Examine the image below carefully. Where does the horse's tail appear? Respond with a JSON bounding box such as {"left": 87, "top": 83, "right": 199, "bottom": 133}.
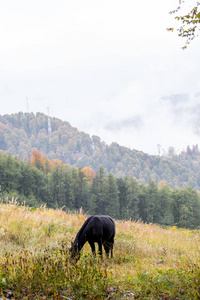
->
{"left": 106, "top": 216, "right": 116, "bottom": 239}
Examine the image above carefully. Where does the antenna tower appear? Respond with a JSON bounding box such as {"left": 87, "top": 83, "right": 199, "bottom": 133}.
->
{"left": 91, "top": 137, "right": 95, "bottom": 156}
{"left": 26, "top": 97, "right": 29, "bottom": 112}
{"left": 47, "top": 107, "right": 52, "bottom": 140}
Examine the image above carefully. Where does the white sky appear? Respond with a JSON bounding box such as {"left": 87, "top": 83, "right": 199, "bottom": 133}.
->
{"left": 1, "top": 0, "right": 200, "bottom": 155}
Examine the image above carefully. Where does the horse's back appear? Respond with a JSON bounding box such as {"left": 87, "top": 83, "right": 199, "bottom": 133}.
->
{"left": 98, "top": 215, "right": 115, "bottom": 226}
{"left": 92, "top": 215, "right": 115, "bottom": 241}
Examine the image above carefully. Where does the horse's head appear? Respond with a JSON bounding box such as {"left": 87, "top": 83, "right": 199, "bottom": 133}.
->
{"left": 69, "top": 241, "right": 80, "bottom": 262}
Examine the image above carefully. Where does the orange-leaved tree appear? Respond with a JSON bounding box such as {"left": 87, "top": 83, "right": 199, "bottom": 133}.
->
{"left": 29, "top": 150, "right": 54, "bottom": 173}
{"left": 51, "top": 159, "right": 66, "bottom": 170}
{"left": 82, "top": 167, "right": 96, "bottom": 183}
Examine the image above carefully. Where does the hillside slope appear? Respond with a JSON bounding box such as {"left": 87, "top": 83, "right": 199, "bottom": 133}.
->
{"left": 1, "top": 112, "right": 200, "bottom": 190}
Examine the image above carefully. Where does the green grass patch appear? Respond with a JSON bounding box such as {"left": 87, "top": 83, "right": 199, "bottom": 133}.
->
{"left": 1, "top": 246, "right": 109, "bottom": 299}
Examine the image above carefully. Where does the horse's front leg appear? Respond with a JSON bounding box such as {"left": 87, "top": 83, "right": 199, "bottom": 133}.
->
{"left": 88, "top": 241, "right": 96, "bottom": 257}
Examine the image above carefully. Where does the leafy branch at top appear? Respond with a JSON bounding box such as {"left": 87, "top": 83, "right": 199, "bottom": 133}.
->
{"left": 168, "top": 1, "right": 200, "bottom": 49}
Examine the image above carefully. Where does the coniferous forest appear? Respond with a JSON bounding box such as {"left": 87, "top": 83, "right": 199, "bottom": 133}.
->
{"left": 0, "top": 150, "right": 200, "bottom": 229}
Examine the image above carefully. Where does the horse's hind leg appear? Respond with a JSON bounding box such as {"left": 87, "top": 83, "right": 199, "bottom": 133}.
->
{"left": 103, "top": 243, "right": 110, "bottom": 258}
{"left": 98, "top": 239, "right": 103, "bottom": 257}
{"left": 104, "top": 240, "right": 114, "bottom": 258}
{"left": 88, "top": 241, "right": 96, "bottom": 257}
{"left": 110, "top": 236, "right": 114, "bottom": 258}
{"left": 110, "top": 243, "right": 114, "bottom": 258}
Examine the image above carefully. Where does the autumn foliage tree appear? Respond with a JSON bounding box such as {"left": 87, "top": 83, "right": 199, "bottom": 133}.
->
{"left": 82, "top": 167, "right": 96, "bottom": 183}
{"left": 52, "top": 159, "right": 65, "bottom": 169}
{"left": 30, "top": 150, "right": 54, "bottom": 173}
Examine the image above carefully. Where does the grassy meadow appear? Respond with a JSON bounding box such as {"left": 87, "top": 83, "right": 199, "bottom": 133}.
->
{"left": 0, "top": 199, "right": 200, "bottom": 299}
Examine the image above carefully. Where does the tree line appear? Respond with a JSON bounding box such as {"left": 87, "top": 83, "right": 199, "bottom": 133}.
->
{"left": 0, "top": 151, "right": 200, "bottom": 229}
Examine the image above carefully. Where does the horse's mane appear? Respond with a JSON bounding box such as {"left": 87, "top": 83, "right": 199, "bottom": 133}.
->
{"left": 74, "top": 215, "right": 95, "bottom": 243}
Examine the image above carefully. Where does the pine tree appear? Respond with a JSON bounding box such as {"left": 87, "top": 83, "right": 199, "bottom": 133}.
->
{"left": 63, "top": 166, "right": 75, "bottom": 210}
{"left": 158, "top": 185, "right": 174, "bottom": 226}
{"left": 127, "top": 176, "right": 140, "bottom": 220}
{"left": 104, "top": 173, "right": 119, "bottom": 219}
{"left": 116, "top": 177, "right": 129, "bottom": 219}
{"left": 90, "top": 166, "right": 106, "bottom": 215}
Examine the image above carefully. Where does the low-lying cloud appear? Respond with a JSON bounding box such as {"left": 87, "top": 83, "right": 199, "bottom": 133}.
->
{"left": 161, "top": 94, "right": 189, "bottom": 105}
{"left": 105, "top": 116, "right": 143, "bottom": 132}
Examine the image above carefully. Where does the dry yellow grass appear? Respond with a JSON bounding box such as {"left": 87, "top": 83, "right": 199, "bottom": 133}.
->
{"left": 113, "top": 220, "right": 200, "bottom": 278}
{"left": 0, "top": 202, "right": 199, "bottom": 270}
{"left": 0, "top": 201, "right": 200, "bottom": 298}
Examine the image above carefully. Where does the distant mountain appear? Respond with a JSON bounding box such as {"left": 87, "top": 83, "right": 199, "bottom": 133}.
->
{"left": 1, "top": 112, "right": 200, "bottom": 190}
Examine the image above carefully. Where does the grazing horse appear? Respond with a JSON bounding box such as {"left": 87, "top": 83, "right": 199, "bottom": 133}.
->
{"left": 70, "top": 215, "right": 115, "bottom": 261}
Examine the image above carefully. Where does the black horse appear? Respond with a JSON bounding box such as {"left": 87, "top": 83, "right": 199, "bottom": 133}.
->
{"left": 70, "top": 215, "right": 115, "bottom": 261}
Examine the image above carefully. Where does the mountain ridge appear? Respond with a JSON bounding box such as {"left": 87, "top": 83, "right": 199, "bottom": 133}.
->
{"left": 1, "top": 111, "right": 200, "bottom": 190}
